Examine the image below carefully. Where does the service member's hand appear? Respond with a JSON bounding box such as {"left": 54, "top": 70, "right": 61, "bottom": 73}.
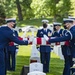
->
{"left": 16, "top": 49, "right": 18, "bottom": 55}
{"left": 44, "top": 35, "right": 49, "bottom": 41}
{"left": 28, "top": 35, "right": 34, "bottom": 43}
{"left": 23, "top": 37, "right": 28, "bottom": 41}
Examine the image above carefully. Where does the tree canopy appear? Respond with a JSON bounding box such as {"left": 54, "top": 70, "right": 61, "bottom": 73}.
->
{"left": 0, "top": 4, "right": 6, "bottom": 25}
{"left": 0, "top": 0, "right": 74, "bottom": 23}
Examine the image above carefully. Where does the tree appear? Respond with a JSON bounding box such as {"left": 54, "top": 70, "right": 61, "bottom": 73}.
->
{"left": 31, "top": 0, "right": 72, "bottom": 21}
{"left": 16, "top": 0, "right": 23, "bottom": 21}
{"left": 31, "top": 0, "right": 46, "bottom": 18}
{"left": 21, "top": 0, "right": 34, "bottom": 19}
{"left": 43, "top": 0, "right": 64, "bottom": 21}
{"left": 15, "top": 0, "right": 34, "bottom": 20}
{"left": 3, "top": 0, "right": 17, "bottom": 18}
{"left": 0, "top": 4, "right": 6, "bottom": 25}
{"left": 43, "top": 0, "right": 72, "bottom": 21}
{"left": 0, "top": 0, "right": 73, "bottom": 22}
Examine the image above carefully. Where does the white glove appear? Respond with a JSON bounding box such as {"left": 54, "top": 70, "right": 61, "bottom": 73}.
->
{"left": 44, "top": 35, "right": 49, "bottom": 41}
{"left": 16, "top": 49, "right": 18, "bottom": 55}
{"left": 37, "top": 47, "right": 40, "bottom": 51}
{"left": 28, "top": 35, "right": 34, "bottom": 43}
{"left": 23, "top": 37, "right": 28, "bottom": 40}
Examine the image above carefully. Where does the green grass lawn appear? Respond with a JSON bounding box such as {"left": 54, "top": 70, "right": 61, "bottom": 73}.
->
{"left": 7, "top": 45, "right": 64, "bottom": 75}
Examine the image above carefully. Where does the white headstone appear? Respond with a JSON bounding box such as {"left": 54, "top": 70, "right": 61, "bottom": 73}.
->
{"left": 27, "top": 71, "right": 46, "bottom": 75}
{"left": 31, "top": 45, "right": 40, "bottom": 58}
{"left": 29, "top": 63, "right": 43, "bottom": 72}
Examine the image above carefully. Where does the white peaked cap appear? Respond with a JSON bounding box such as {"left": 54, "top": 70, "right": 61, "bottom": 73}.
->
{"left": 68, "top": 16, "right": 75, "bottom": 20}
{"left": 53, "top": 22, "right": 62, "bottom": 25}
{"left": 5, "top": 18, "right": 16, "bottom": 22}
{"left": 42, "top": 19, "right": 49, "bottom": 23}
{"left": 63, "top": 18, "right": 74, "bottom": 21}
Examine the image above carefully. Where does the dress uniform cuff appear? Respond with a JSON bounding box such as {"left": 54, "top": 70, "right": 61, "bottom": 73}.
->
{"left": 16, "top": 46, "right": 19, "bottom": 49}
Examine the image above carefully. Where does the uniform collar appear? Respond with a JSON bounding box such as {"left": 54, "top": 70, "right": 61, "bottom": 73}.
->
{"left": 43, "top": 28, "right": 47, "bottom": 31}
{"left": 57, "top": 29, "right": 61, "bottom": 33}
{"left": 69, "top": 25, "right": 74, "bottom": 30}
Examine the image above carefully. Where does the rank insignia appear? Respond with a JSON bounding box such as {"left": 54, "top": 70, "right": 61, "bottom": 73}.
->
{"left": 13, "top": 33, "right": 15, "bottom": 36}
{"left": 40, "top": 32, "right": 43, "bottom": 34}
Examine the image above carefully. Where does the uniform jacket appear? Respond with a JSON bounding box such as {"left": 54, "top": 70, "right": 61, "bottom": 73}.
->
{"left": 48, "top": 26, "right": 75, "bottom": 56}
{"left": 8, "top": 30, "right": 19, "bottom": 51}
{"left": 52, "top": 29, "right": 71, "bottom": 55}
{"left": 0, "top": 26, "right": 28, "bottom": 49}
{"left": 37, "top": 28, "right": 52, "bottom": 52}
{"left": 52, "top": 29, "right": 63, "bottom": 37}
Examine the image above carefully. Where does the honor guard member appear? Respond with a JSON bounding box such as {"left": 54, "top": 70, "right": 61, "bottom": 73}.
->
{"left": 44, "top": 18, "right": 75, "bottom": 75}
{"left": 53, "top": 22, "right": 72, "bottom": 75}
{"left": 62, "top": 29, "right": 73, "bottom": 75}
{"left": 68, "top": 16, "right": 75, "bottom": 74}
{"left": 7, "top": 24, "right": 19, "bottom": 71}
{"left": 0, "top": 24, "right": 8, "bottom": 74}
{"left": 52, "top": 22, "right": 63, "bottom": 37}
{"left": 0, "top": 18, "right": 29, "bottom": 75}
{"left": 36, "top": 19, "right": 52, "bottom": 73}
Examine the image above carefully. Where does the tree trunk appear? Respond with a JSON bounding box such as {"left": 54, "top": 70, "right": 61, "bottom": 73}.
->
{"left": 16, "top": 0, "right": 23, "bottom": 21}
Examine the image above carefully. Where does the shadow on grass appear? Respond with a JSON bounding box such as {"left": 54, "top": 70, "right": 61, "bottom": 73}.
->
{"left": 7, "top": 55, "right": 64, "bottom": 75}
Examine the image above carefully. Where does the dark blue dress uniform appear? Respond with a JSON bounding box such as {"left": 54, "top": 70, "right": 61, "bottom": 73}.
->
{"left": 61, "top": 29, "right": 73, "bottom": 75}
{"left": 0, "top": 26, "right": 28, "bottom": 75}
{"left": 52, "top": 22, "right": 72, "bottom": 75}
{"left": 44, "top": 18, "right": 75, "bottom": 74}
{"left": 7, "top": 30, "right": 19, "bottom": 71}
{"left": 52, "top": 29, "right": 63, "bottom": 37}
{"left": 53, "top": 29, "right": 72, "bottom": 75}
{"left": 37, "top": 28, "right": 52, "bottom": 73}
{"left": 52, "top": 22, "right": 63, "bottom": 37}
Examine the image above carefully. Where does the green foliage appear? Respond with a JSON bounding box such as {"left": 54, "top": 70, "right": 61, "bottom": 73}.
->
{"left": 21, "top": 0, "right": 34, "bottom": 19}
{"left": 0, "top": 0, "right": 74, "bottom": 21}
{"left": 1, "top": 0, "right": 34, "bottom": 20}
{"left": 70, "top": 0, "right": 75, "bottom": 16}
{"left": 16, "top": 0, "right": 34, "bottom": 20}
{"left": 22, "top": 0, "right": 32, "bottom": 8}
{"left": 0, "top": 4, "right": 6, "bottom": 25}
{"left": 44, "top": 0, "right": 72, "bottom": 21}
{"left": 4, "top": 0, "right": 17, "bottom": 17}
{"left": 31, "top": 0, "right": 47, "bottom": 18}
{"left": 31, "top": 0, "right": 72, "bottom": 21}
{"left": 61, "top": 0, "right": 72, "bottom": 17}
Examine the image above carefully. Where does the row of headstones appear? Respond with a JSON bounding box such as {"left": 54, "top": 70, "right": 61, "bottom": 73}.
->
{"left": 53, "top": 45, "right": 64, "bottom": 60}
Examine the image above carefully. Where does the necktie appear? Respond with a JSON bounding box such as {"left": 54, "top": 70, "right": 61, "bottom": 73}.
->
{"left": 44, "top": 29, "right": 46, "bottom": 32}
